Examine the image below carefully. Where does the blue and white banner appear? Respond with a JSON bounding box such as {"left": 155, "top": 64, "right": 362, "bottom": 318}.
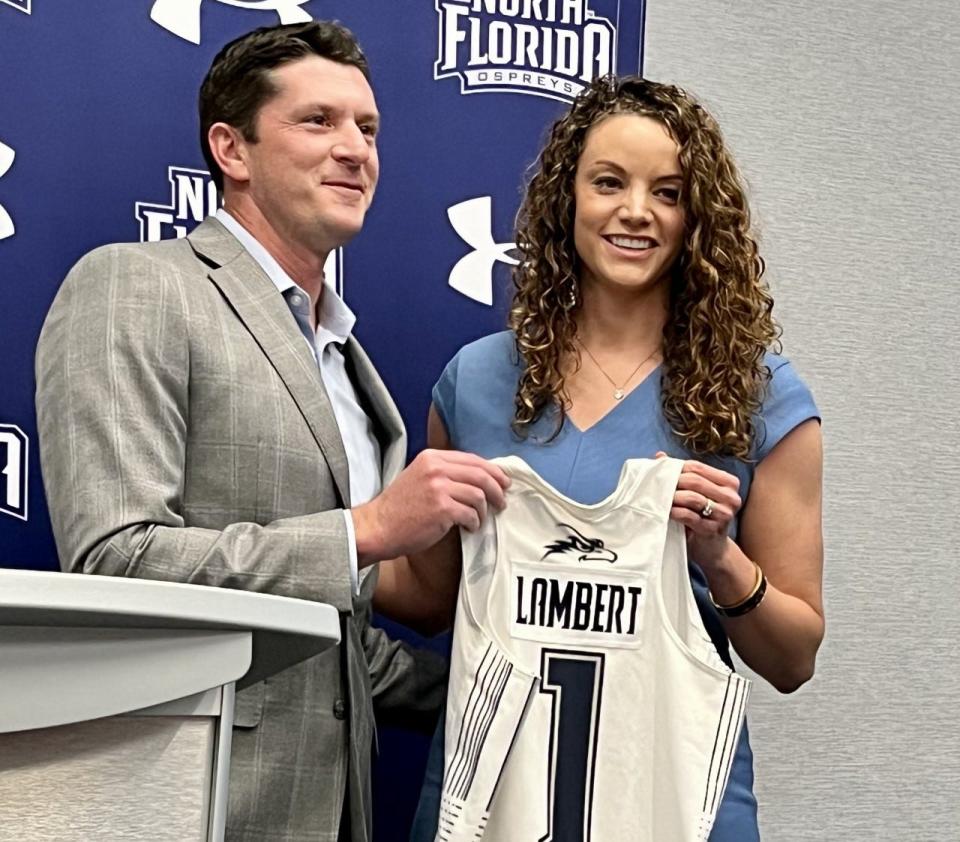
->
{"left": 0, "top": 1, "right": 643, "bottom": 835}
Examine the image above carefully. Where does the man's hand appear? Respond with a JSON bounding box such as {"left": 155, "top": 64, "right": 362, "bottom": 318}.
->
{"left": 352, "top": 449, "right": 510, "bottom": 567}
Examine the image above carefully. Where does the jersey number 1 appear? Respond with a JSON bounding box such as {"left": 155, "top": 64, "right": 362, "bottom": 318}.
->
{"left": 538, "top": 649, "right": 605, "bottom": 842}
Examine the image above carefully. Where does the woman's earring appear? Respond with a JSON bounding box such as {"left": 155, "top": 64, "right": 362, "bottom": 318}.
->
{"left": 562, "top": 276, "right": 579, "bottom": 311}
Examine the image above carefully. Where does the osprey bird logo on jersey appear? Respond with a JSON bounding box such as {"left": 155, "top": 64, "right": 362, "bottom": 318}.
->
{"left": 542, "top": 523, "right": 617, "bottom": 563}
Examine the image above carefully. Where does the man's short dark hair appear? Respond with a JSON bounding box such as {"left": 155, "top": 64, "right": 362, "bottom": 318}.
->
{"left": 199, "top": 21, "right": 370, "bottom": 191}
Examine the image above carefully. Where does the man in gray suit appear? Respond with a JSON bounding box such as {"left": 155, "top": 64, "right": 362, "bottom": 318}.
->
{"left": 34, "top": 21, "right": 508, "bottom": 842}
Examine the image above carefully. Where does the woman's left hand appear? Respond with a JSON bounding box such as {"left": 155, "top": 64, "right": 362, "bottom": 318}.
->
{"left": 656, "top": 452, "right": 742, "bottom": 570}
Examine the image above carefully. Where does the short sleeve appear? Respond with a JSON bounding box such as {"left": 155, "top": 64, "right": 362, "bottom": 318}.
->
{"left": 432, "top": 351, "right": 461, "bottom": 445}
{"left": 754, "top": 357, "right": 821, "bottom": 462}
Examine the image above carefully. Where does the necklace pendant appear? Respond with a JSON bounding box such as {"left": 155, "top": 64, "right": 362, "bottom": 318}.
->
{"left": 613, "top": 388, "right": 624, "bottom": 401}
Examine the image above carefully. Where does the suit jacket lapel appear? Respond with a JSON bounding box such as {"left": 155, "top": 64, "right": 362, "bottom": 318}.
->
{"left": 187, "top": 218, "right": 351, "bottom": 507}
{"left": 343, "top": 337, "right": 407, "bottom": 485}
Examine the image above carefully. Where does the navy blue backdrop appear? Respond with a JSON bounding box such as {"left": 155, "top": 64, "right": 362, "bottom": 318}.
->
{"left": 0, "top": 1, "right": 644, "bottom": 837}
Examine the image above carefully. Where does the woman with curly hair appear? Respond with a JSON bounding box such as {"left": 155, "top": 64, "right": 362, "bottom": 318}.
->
{"left": 398, "top": 75, "right": 824, "bottom": 841}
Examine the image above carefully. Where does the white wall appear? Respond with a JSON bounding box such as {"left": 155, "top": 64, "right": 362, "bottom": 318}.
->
{"left": 644, "top": 2, "right": 960, "bottom": 838}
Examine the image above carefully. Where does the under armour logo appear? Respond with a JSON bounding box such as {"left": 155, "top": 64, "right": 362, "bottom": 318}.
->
{"left": 150, "top": 0, "right": 313, "bottom": 45}
{"left": 447, "top": 196, "right": 518, "bottom": 306}
{"left": 0, "top": 424, "right": 28, "bottom": 521}
{"left": 0, "top": 0, "right": 31, "bottom": 14}
{"left": 542, "top": 524, "right": 618, "bottom": 564}
{"left": 0, "top": 140, "right": 14, "bottom": 241}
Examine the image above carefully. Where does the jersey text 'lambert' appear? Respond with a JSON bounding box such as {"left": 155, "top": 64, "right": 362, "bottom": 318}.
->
{"left": 514, "top": 575, "right": 643, "bottom": 635}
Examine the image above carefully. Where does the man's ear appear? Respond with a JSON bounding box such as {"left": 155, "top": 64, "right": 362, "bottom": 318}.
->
{"left": 208, "top": 123, "right": 250, "bottom": 185}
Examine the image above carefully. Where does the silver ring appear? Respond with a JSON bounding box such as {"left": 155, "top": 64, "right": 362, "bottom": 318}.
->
{"left": 700, "top": 499, "right": 715, "bottom": 518}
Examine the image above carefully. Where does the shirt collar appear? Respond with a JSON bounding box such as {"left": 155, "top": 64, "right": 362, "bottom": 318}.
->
{"left": 214, "top": 208, "right": 356, "bottom": 344}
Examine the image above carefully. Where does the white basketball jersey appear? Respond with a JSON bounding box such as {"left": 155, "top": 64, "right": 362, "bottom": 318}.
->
{"left": 436, "top": 456, "right": 749, "bottom": 842}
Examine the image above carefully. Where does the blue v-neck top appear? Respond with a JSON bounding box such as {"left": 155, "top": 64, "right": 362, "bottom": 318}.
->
{"left": 413, "top": 329, "right": 820, "bottom": 842}
{"left": 433, "top": 330, "right": 819, "bottom": 662}
{"left": 436, "top": 330, "right": 817, "bottom": 512}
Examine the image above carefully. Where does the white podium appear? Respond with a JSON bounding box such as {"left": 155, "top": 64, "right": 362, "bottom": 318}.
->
{"left": 0, "top": 570, "right": 340, "bottom": 842}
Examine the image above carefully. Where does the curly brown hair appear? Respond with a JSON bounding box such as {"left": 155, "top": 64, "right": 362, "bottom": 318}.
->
{"left": 509, "top": 75, "right": 780, "bottom": 459}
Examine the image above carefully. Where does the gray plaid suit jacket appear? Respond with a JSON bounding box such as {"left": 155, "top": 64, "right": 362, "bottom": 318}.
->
{"left": 35, "top": 217, "right": 445, "bottom": 842}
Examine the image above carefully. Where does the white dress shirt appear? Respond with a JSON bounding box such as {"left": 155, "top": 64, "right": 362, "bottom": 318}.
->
{"left": 215, "top": 209, "right": 381, "bottom": 593}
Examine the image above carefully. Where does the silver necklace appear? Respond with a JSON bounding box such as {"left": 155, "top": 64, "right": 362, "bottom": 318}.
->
{"left": 578, "top": 339, "right": 661, "bottom": 401}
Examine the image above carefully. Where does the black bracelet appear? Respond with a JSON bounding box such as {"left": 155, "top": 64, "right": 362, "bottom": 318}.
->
{"left": 710, "top": 570, "right": 768, "bottom": 618}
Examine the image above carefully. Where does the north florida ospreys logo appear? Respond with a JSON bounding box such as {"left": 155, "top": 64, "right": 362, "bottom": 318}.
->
{"left": 150, "top": 0, "right": 312, "bottom": 45}
{"left": 135, "top": 166, "right": 219, "bottom": 243}
{"left": 135, "top": 166, "right": 344, "bottom": 296}
{"left": 542, "top": 523, "right": 617, "bottom": 563}
{"left": 435, "top": 0, "right": 617, "bottom": 102}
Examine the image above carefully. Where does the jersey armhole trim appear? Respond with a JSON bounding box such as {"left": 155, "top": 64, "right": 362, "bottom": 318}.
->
{"left": 655, "top": 522, "right": 745, "bottom": 681}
